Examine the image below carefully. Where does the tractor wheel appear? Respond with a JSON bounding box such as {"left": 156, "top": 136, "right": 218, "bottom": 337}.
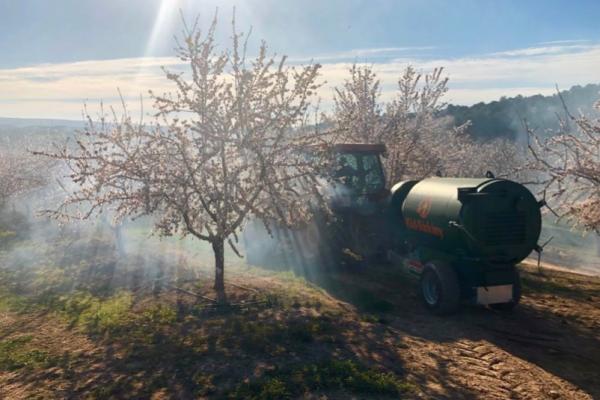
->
{"left": 420, "top": 261, "right": 460, "bottom": 315}
{"left": 490, "top": 268, "right": 522, "bottom": 311}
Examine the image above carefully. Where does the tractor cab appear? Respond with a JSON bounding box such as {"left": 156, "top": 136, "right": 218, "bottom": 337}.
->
{"left": 243, "top": 142, "right": 390, "bottom": 269}
{"left": 321, "top": 143, "right": 390, "bottom": 263}
{"left": 328, "top": 143, "right": 388, "bottom": 215}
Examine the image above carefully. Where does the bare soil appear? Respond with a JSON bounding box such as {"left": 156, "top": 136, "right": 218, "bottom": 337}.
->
{"left": 298, "top": 261, "right": 600, "bottom": 399}
{"left": 399, "top": 267, "right": 599, "bottom": 399}
{"left": 1, "top": 259, "right": 599, "bottom": 399}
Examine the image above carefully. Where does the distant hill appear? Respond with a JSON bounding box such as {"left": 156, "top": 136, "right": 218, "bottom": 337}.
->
{"left": 0, "top": 118, "right": 80, "bottom": 144}
{"left": 0, "top": 117, "right": 83, "bottom": 129}
{"left": 2, "top": 84, "right": 600, "bottom": 143}
{"left": 444, "top": 83, "right": 600, "bottom": 141}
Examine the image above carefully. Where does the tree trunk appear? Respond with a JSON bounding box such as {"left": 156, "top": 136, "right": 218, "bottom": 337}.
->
{"left": 212, "top": 239, "right": 227, "bottom": 303}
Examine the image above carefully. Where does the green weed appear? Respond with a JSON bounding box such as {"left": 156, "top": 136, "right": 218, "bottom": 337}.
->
{"left": 0, "top": 288, "right": 32, "bottom": 313}
{"left": 0, "top": 336, "right": 58, "bottom": 371}
{"left": 228, "top": 359, "right": 412, "bottom": 399}
{"left": 59, "top": 290, "right": 133, "bottom": 333}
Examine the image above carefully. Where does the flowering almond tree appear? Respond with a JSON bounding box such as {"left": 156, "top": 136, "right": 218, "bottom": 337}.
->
{"left": 37, "top": 15, "right": 329, "bottom": 302}
{"left": 332, "top": 64, "right": 386, "bottom": 144}
{"left": 0, "top": 145, "right": 52, "bottom": 210}
{"left": 331, "top": 64, "right": 523, "bottom": 183}
{"left": 332, "top": 65, "right": 472, "bottom": 185}
{"left": 526, "top": 99, "right": 600, "bottom": 233}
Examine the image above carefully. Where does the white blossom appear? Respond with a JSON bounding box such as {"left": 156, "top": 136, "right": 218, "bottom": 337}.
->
{"left": 36, "top": 14, "right": 331, "bottom": 302}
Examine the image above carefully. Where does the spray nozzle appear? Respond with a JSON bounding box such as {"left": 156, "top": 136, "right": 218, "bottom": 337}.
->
{"left": 533, "top": 236, "right": 554, "bottom": 273}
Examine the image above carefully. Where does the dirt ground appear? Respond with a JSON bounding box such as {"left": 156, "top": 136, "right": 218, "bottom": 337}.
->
{"left": 1, "top": 253, "right": 599, "bottom": 399}
{"left": 395, "top": 266, "right": 599, "bottom": 399}
{"left": 320, "top": 261, "right": 600, "bottom": 399}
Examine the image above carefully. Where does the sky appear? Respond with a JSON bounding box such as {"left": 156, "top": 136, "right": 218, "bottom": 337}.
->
{"left": 1, "top": 0, "right": 600, "bottom": 119}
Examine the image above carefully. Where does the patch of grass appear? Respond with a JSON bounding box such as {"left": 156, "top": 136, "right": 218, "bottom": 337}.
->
{"left": 0, "top": 288, "right": 32, "bottom": 313}
{"left": 214, "top": 312, "right": 337, "bottom": 355}
{"left": 140, "top": 303, "right": 178, "bottom": 326}
{"left": 0, "top": 335, "right": 58, "bottom": 371}
{"left": 59, "top": 290, "right": 133, "bottom": 334}
{"left": 228, "top": 359, "right": 412, "bottom": 399}
{"left": 124, "top": 303, "right": 179, "bottom": 345}
{"left": 231, "top": 318, "right": 287, "bottom": 353}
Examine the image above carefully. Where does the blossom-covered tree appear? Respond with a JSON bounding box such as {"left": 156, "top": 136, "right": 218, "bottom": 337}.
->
{"left": 332, "top": 64, "right": 386, "bottom": 144}
{"left": 331, "top": 64, "right": 524, "bottom": 184}
{"left": 526, "top": 99, "right": 600, "bottom": 233}
{"left": 36, "top": 15, "right": 329, "bottom": 302}
{"left": 428, "top": 133, "right": 526, "bottom": 180}
{"left": 0, "top": 145, "right": 52, "bottom": 210}
{"left": 384, "top": 66, "right": 456, "bottom": 182}
{"left": 332, "top": 65, "right": 473, "bottom": 185}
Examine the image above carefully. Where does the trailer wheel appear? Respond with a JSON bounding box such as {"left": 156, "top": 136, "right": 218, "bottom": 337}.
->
{"left": 420, "top": 261, "right": 460, "bottom": 315}
{"left": 490, "top": 268, "right": 522, "bottom": 311}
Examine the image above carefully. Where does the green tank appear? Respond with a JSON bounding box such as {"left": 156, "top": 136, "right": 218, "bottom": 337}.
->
{"left": 394, "top": 177, "right": 542, "bottom": 264}
{"left": 390, "top": 177, "right": 542, "bottom": 314}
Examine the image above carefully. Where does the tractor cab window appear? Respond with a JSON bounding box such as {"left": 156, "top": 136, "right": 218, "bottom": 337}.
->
{"left": 334, "top": 152, "right": 385, "bottom": 194}
{"left": 362, "top": 153, "right": 385, "bottom": 192}
{"left": 334, "top": 154, "right": 359, "bottom": 186}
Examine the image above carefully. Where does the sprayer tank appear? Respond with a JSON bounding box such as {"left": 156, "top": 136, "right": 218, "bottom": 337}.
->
{"left": 394, "top": 177, "right": 542, "bottom": 264}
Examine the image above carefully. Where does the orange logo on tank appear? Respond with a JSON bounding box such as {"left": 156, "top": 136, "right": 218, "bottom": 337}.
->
{"left": 416, "top": 198, "right": 432, "bottom": 219}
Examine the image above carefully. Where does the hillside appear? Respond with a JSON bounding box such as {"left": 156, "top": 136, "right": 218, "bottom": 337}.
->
{"left": 444, "top": 83, "right": 600, "bottom": 141}
{"left": 3, "top": 84, "right": 599, "bottom": 144}
{"left": 0, "top": 117, "right": 83, "bottom": 129}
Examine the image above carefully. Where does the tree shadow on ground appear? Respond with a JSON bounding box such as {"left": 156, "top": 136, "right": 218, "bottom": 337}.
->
{"left": 4, "top": 223, "right": 597, "bottom": 399}
{"left": 1, "top": 293, "right": 414, "bottom": 399}
{"left": 287, "top": 261, "right": 600, "bottom": 399}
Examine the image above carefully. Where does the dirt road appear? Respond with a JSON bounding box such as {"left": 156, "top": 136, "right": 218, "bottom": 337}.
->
{"left": 324, "top": 262, "right": 600, "bottom": 399}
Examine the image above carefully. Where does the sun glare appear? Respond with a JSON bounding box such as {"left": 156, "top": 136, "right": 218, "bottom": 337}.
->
{"left": 132, "top": 0, "right": 180, "bottom": 90}
{"left": 146, "top": 0, "right": 180, "bottom": 57}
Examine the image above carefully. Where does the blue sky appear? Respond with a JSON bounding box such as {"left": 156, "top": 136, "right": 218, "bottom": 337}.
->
{"left": 1, "top": 0, "right": 600, "bottom": 118}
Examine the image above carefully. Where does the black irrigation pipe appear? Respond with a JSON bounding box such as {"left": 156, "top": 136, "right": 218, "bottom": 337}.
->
{"left": 193, "top": 299, "right": 275, "bottom": 312}
{"left": 226, "top": 281, "right": 260, "bottom": 294}
{"left": 135, "top": 277, "right": 272, "bottom": 310}
{"left": 166, "top": 283, "right": 217, "bottom": 303}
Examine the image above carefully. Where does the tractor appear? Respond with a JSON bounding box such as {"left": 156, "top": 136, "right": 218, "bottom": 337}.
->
{"left": 243, "top": 143, "right": 390, "bottom": 270}
{"left": 243, "top": 143, "right": 543, "bottom": 314}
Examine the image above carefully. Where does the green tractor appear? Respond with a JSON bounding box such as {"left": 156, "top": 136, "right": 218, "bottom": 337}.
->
{"left": 243, "top": 143, "right": 390, "bottom": 271}
{"left": 244, "top": 143, "right": 543, "bottom": 314}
